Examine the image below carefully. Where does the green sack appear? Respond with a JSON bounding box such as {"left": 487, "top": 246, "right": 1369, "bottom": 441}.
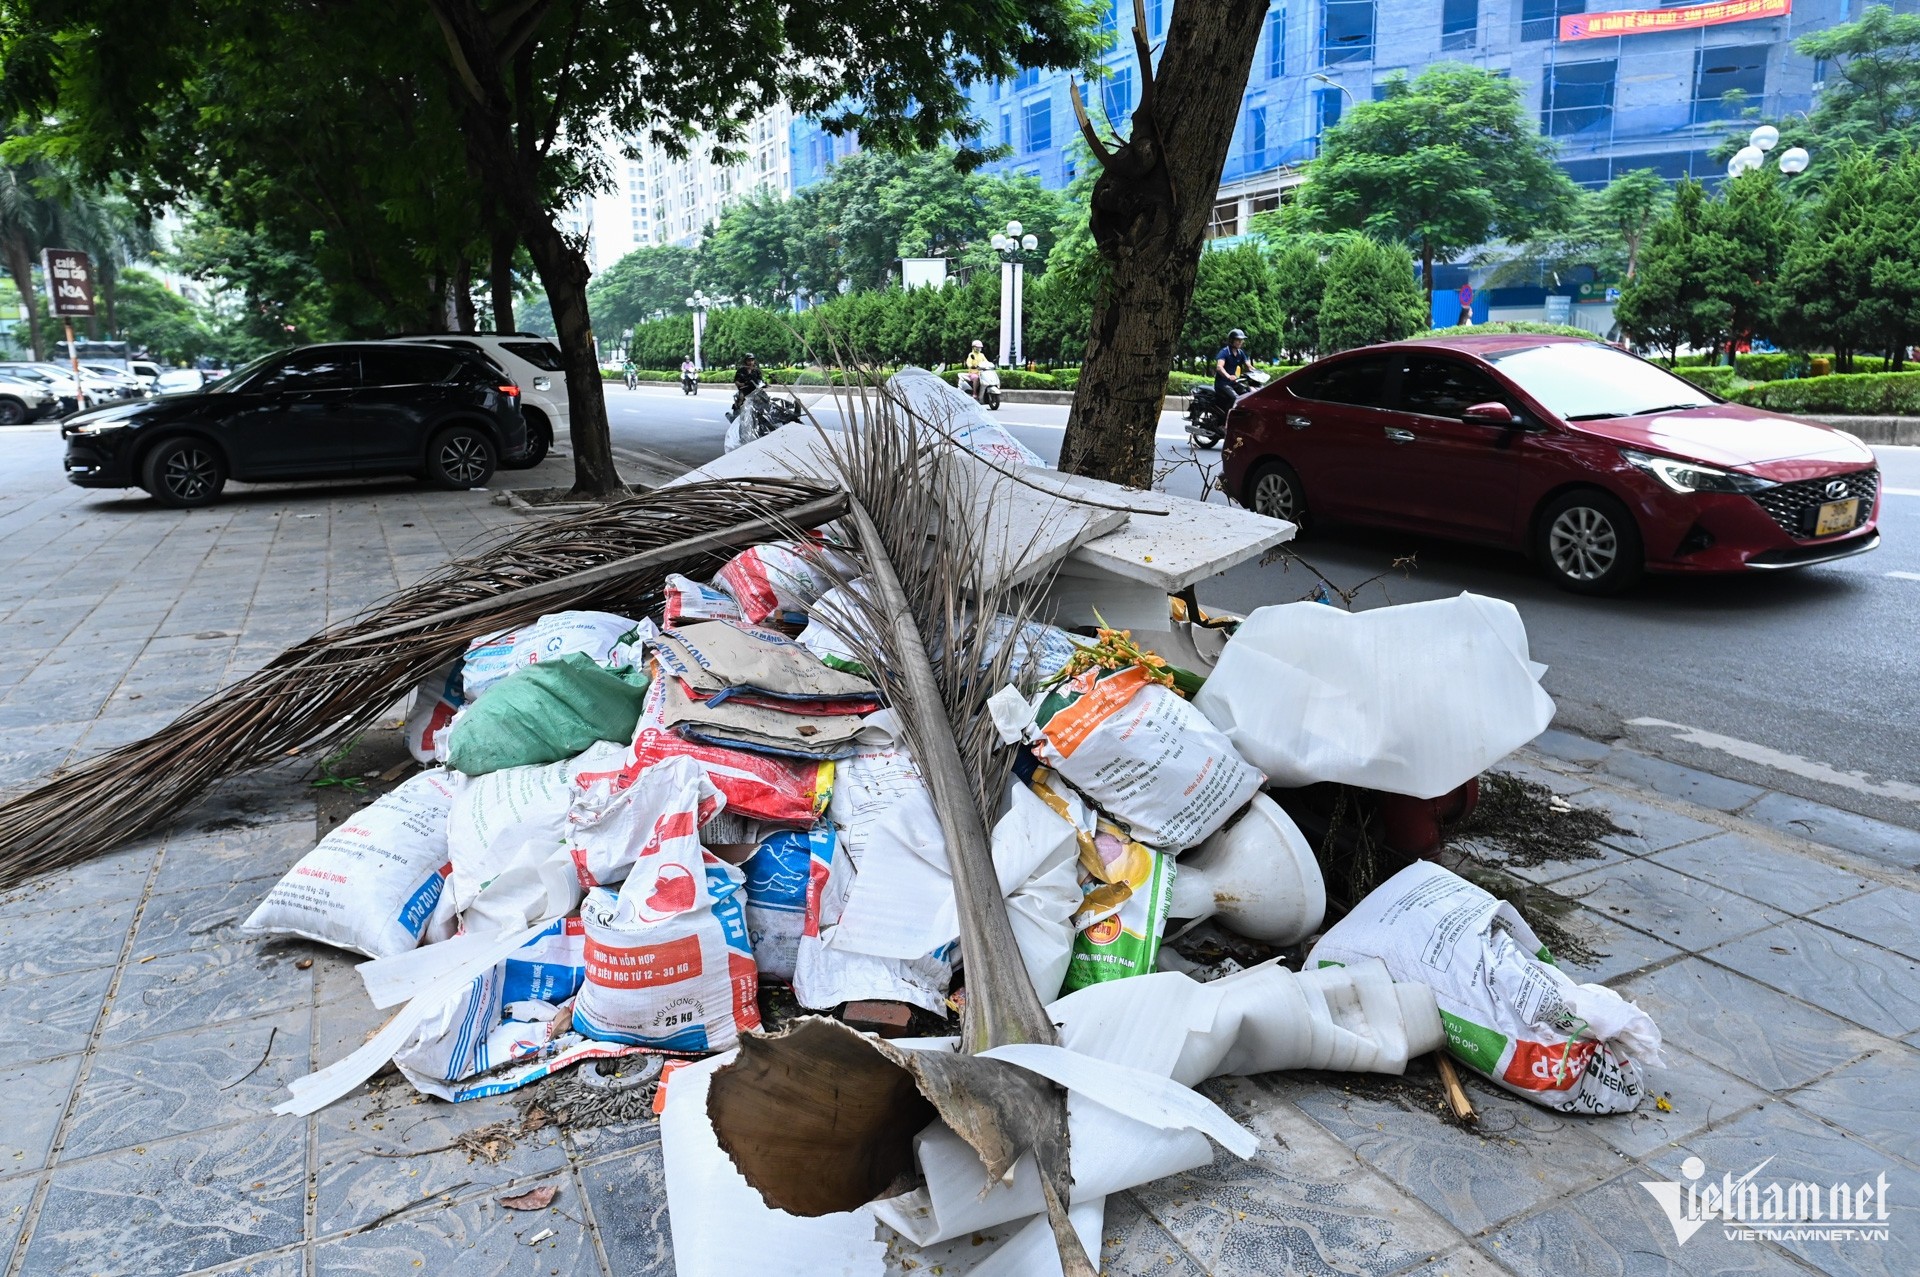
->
{"left": 445, "top": 652, "right": 650, "bottom": 776}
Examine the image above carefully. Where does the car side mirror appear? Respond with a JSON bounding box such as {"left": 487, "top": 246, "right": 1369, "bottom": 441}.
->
{"left": 1462, "top": 401, "right": 1521, "bottom": 427}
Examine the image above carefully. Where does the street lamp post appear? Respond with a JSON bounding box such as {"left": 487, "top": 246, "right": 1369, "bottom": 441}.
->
{"left": 684, "top": 290, "right": 711, "bottom": 370}
{"left": 989, "top": 220, "right": 1041, "bottom": 368}
{"left": 1729, "top": 124, "right": 1811, "bottom": 179}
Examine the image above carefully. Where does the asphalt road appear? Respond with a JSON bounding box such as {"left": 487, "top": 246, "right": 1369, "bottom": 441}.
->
{"left": 605, "top": 382, "right": 1920, "bottom": 832}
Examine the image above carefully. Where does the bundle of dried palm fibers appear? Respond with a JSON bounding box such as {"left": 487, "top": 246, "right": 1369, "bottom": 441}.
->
{"left": 707, "top": 377, "right": 1100, "bottom": 1276}
{"left": 0, "top": 479, "right": 845, "bottom": 890}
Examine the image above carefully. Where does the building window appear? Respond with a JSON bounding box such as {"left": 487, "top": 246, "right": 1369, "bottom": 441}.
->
{"left": 1267, "top": 10, "right": 1286, "bottom": 78}
{"left": 1250, "top": 105, "right": 1269, "bottom": 164}
{"left": 1519, "top": 0, "right": 1582, "bottom": 43}
{"left": 1209, "top": 200, "right": 1240, "bottom": 239}
{"left": 1103, "top": 67, "right": 1134, "bottom": 124}
{"left": 1148, "top": 0, "right": 1165, "bottom": 35}
{"left": 1542, "top": 59, "right": 1616, "bottom": 136}
{"left": 1015, "top": 66, "right": 1041, "bottom": 91}
{"left": 1315, "top": 85, "right": 1345, "bottom": 136}
{"left": 1000, "top": 109, "right": 1014, "bottom": 148}
{"left": 1095, "top": 0, "right": 1117, "bottom": 35}
{"left": 1693, "top": 45, "right": 1768, "bottom": 123}
{"left": 1023, "top": 97, "right": 1052, "bottom": 153}
{"left": 1441, "top": 0, "right": 1477, "bottom": 50}
{"left": 1320, "top": 0, "right": 1374, "bottom": 64}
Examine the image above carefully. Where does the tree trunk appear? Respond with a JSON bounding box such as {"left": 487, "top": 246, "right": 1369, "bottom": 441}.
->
{"left": 452, "top": 256, "right": 476, "bottom": 332}
{"left": 6, "top": 243, "right": 43, "bottom": 361}
{"left": 490, "top": 224, "right": 517, "bottom": 332}
{"left": 1057, "top": 0, "right": 1268, "bottom": 488}
{"left": 522, "top": 219, "right": 619, "bottom": 492}
{"left": 1421, "top": 239, "right": 1435, "bottom": 322}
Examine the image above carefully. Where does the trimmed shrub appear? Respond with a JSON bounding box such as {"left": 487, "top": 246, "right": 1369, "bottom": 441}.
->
{"left": 1412, "top": 322, "right": 1597, "bottom": 340}
{"left": 1730, "top": 371, "right": 1920, "bottom": 415}
{"left": 1674, "top": 365, "right": 1738, "bottom": 395}
{"left": 1733, "top": 353, "right": 1792, "bottom": 381}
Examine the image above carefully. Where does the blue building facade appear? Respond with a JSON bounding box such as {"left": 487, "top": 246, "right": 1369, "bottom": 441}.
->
{"left": 792, "top": 0, "right": 1862, "bottom": 233}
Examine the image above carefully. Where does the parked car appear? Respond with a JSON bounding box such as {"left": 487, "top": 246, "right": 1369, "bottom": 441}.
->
{"left": 0, "top": 365, "right": 80, "bottom": 417}
{"left": 153, "top": 368, "right": 208, "bottom": 395}
{"left": 81, "top": 361, "right": 155, "bottom": 397}
{"left": 387, "top": 333, "right": 566, "bottom": 467}
{"left": 61, "top": 341, "right": 529, "bottom": 508}
{"left": 1224, "top": 335, "right": 1881, "bottom": 594}
{"left": 0, "top": 374, "right": 57, "bottom": 424}
{"left": 22, "top": 361, "right": 129, "bottom": 402}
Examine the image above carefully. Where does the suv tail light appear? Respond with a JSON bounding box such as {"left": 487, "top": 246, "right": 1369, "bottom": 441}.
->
{"left": 500, "top": 384, "right": 521, "bottom": 398}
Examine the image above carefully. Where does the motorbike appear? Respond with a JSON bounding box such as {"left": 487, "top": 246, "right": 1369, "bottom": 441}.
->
{"left": 1185, "top": 366, "right": 1270, "bottom": 449}
{"left": 681, "top": 368, "right": 699, "bottom": 395}
{"left": 960, "top": 362, "right": 1003, "bottom": 411}
{"left": 622, "top": 368, "right": 639, "bottom": 390}
{"left": 723, "top": 384, "right": 804, "bottom": 451}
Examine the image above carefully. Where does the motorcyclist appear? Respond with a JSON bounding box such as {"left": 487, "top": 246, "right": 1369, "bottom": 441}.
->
{"left": 963, "top": 339, "right": 989, "bottom": 398}
{"left": 732, "top": 352, "right": 764, "bottom": 415}
{"left": 621, "top": 356, "right": 638, "bottom": 390}
{"left": 1214, "top": 329, "right": 1252, "bottom": 403}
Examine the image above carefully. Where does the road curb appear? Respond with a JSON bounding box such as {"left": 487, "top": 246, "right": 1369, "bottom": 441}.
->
{"left": 1804, "top": 416, "right": 1920, "bottom": 446}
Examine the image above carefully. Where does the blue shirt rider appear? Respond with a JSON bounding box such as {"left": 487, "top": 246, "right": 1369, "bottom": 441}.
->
{"left": 1214, "top": 329, "right": 1252, "bottom": 401}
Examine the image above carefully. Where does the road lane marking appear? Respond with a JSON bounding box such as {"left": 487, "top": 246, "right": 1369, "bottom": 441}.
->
{"left": 1627, "top": 717, "right": 1920, "bottom": 805}
{"left": 1887, "top": 571, "right": 1920, "bottom": 581}
{"left": 1884, "top": 487, "right": 1920, "bottom": 496}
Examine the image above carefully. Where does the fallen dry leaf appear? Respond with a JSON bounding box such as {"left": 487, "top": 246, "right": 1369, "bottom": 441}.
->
{"left": 499, "top": 1185, "right": 558, "bottom": 1212}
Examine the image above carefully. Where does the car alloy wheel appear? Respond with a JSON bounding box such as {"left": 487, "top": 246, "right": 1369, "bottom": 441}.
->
{"left": 1253, "top": 469, "right": 1296, "bottom": 521}
{"left": 0, "top": 398, "right": 23, "bottom": 425}
{"left": 162, "top": 447, "right": 220, "bottom": 502}
{"left": 1547, "top": 505, "right": 1618, "bottom": 582}
{"left": 438, "top": 434, "right": 489, "bottom": 485}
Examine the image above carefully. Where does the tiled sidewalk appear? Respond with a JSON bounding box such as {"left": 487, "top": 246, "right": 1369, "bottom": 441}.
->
{"left": 0, "top": 428, "right": 1915, "bottom": 1277}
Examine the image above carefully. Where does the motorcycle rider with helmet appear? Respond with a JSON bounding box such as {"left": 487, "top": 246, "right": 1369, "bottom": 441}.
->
{"left": 1214, "top": 329, "right": 1252, "bottom": 404}
{"left": 732, "top": 352, "right": 764, "bottom": 415}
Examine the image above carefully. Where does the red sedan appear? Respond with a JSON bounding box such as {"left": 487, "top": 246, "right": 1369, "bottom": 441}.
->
{"left": 1223, "top": 335, "right": 1882, "bottom": 593}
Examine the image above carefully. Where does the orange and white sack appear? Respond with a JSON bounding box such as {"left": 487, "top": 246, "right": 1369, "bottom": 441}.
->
{"left": 711, "top": 539, "right": 853, "bottom": 626}
{"left": 991, "top": 667, "right": 1262, "bottom": 851}
{"left": 664, "top": 574, "right": 743, "bottom": 626}
{"left": 570, "top": 774, "right": 760, "bottom": 1051}
{"left": 1310, "top": 861, "right": 1662, "bottom": 1115}
{"left": 244, "top": 770, "right": 458, "bottom": 959}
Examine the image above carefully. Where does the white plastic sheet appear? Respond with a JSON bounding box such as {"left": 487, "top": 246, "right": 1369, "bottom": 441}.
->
{"left": 886, "top": 366, "right": 1046, "bottom": 468}
{"left": 1193, "top": 592, "right": 1555, "bottom": 799}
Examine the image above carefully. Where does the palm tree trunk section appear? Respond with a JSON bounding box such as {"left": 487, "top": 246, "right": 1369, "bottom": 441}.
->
{"left": 1057, "top": 0, "right": 1269, "bottom": 489}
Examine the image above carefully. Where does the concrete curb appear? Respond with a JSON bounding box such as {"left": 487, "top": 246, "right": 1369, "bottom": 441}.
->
{"left": 1804, "top": 416, "right": 1920, "bottom": 445}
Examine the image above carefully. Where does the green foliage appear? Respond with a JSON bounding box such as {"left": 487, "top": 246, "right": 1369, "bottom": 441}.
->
{"left": 702, "top": 306, "right": 804, "bottom": 367}
{"left": 1795, "top": 6, "right": 1920, "bottom": 157}
{"left": 112, "top": 269, "right": 209, "bottom": 363}
{"left": 1268, "top": 238, "right": 1332, "bottom": 361}
{"left": 1730, "top": 370, "right": 1920, "bottom": 415}
{"left": 589, "top": 247, "right": 698, "bottom": 335}
{"left": 1317, "top": 237, "right": 1426, "bottom": 352}
{"left": 1673, "top": 365, "right": 1737, "bottom": 394}
{"left": 1290, "top": 64, "right": 1580, "bottom": 297}
{"left": 1412, "top": 322, "right": 1596, "bottom": 339}
{"left": 1179, "top": 242, "right": 1281, "bottom": 363}
{"left": 1614, "top": 181, "right": 1714, "bottom": 360}
{"left": 1697, "top": 171, "right": 1791, "bottom": 358}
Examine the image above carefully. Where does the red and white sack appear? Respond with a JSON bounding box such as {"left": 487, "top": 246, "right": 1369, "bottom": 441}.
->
{"left": 403, "top": 664, "right": 465, "bottom": 763}
{"left": 244, "top": 770, "right": 458, "bottom": 959}
{"left": 571, "top": 798, "right": 760, "bottom": 1051}
{"left": 663, "top": 573, "right": 743, "bottom": 626}
{"left": 447, "top": 747, "right": 723, "bottom": 932}
{"left": 712, "top": 539, "right": 852, "bottom": 626}
{"left": 461, "top": 610, "right": 650, "bottom": 700}
{"left": 628, "top": 672, "right": 834, "bottom": 826}
{"left": 993, "top": 667, "right": 1263, "bottom": 851}
{"left": 1310, "top": 862, "right": 1663, "bottom": 1115}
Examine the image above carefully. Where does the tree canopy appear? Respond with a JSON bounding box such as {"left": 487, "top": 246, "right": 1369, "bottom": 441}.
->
{"left": 1796, "top": 5, "right": 1920, "bottom": 157}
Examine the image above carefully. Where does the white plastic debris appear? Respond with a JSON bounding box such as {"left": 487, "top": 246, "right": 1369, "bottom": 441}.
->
{"left": 461, "top": 610, "right": 648, "bottom": 700}
{"left": 886, "top": 366, "right": 1046, "bottom": 468}
{"left": 402, "top": 663, "right": 464, "bottom": 763}
{"left": 1165, "top": 793, "right": 1326, "bottom": 946}
{"left": 243, "top": 770, "right": 458, "bottom": 959}
{"left": 1311, "top": 861, "right": 1662, "bottom": 1114}
{"left": 1194, "top": 592, "right": 1555, "bottom": 799}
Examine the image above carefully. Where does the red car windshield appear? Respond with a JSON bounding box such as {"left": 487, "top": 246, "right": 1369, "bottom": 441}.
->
{"left": 1484, "top": 343, "right": 1713, "bottom": 421}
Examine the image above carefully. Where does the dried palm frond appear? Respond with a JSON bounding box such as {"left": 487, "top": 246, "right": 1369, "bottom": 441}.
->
{"left": 0, "top": 479, "right": 844, "bottom": 890}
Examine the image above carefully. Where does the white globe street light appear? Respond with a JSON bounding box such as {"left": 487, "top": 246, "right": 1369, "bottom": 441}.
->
{"left": 991, "top": 234, "right": 1010, "bottom": 252}
{"left": 1729, "top": 145, "right": 1765, "bottom": 176}
{"left": 993, "top": 221, "right": 1040, "bottom": 368}
{"left": 1005, "top": 220, "right": 1023, "bottom": 238}
{"left": 1749, "top": 124, "right": 1780, "bottom": 152}
{"left": 1778, "top": 146, "right": 1810, "bottom": 175}
{"left": 1020, "top": 233, "right": 1038, "bottom": 251}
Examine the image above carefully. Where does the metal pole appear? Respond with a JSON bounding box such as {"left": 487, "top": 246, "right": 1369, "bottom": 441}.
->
{"left": 65, "top": 321, "right": 85, "bottom": 411}
{"left": 1011, "top": 262, "right": 1024, "bottom": 368}
{"left": 693, "top": 308, "right": 704, "bottom": 370}
{"left": 997, "top": 261, "right": 1014, "bottom": 366}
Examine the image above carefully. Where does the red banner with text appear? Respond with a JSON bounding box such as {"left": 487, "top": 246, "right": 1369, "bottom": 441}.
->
{"left": 1561, "top": 0, "right": 1790, "bottom": 41}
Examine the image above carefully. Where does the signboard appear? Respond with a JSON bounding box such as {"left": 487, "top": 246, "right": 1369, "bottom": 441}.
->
{"left": 1544, "top": 295, "right": 1573, "bottom": 324}
{"left": 42, "top": 249, "right": 96, "bottom": 318}
{"left": 1576, "top": 281, "right": 1624, "bottom": 303}
{"left": 1561, "top": 0, "right": 1790, "bottom": 41}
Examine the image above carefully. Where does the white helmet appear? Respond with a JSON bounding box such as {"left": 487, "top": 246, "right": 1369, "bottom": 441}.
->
{"left": 972, "top": 339, "right": 983, "bottom": 348}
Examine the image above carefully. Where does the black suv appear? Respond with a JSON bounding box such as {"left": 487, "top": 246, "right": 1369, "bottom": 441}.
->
{"left": 61, "top": 342, "right": 530, "bottom": 507}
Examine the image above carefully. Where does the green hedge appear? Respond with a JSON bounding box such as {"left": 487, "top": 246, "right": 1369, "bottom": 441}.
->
{"left": 1413, "top": 322, "right": 1597, "bottom": 340}
{"left": 1730, "top": 370, "right": 1920, "bottom": 416}
{"left": 1674, "top": 365, "right": 1738, "bottom": 395}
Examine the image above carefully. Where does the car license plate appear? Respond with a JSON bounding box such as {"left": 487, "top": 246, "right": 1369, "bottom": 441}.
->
{"left": 1813, "top": 498, "right": 1859, "bottom": 537}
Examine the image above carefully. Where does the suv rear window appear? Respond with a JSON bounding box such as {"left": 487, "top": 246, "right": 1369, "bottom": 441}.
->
{"left": 501, "top": 341, "right": 564, "bottom": 371}
{"left": 1287, "top": 354, "right": 1398, "bottom": 408}
{"left": 360, "top": 347, "right": 462, "bottom": 385}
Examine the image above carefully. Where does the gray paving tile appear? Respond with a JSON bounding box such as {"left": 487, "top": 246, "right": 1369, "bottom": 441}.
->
{"left": 1282, "top": 1068, "right": 1621, "bottom": 1237}
{"left": 1708, "top": 922, "right": 1920, "bottom": 1038}
{"left": 1554, "top": 903, "right": 1688, "bottom": 985}
{"left": 1395, "top": 1248, "right": 1520, "bottom": 1277}
{"left": 1555, "top": 859, "right": 1787, "bottom": 952}
{"left": 1616, "top": 959, "right": 1884, "bottom": 1093}
{"left": 99, "top": 939, "right": 315, "bottom": 1047}
{"left": 1787, "top": 1045, "right": 1920, "bottom": 1167}
{"left": 311, "top": 1175, "right": 596, "bottom": 1276}
{"left": 1528, "top": 729, "right": 1613, "bottom": 765}
{"left": 0, "top": 1055, "right": 81, "bottom": 1175}
{"left": 0, "top": 964, "right": 114, "bottom": 1068}
{"left": 1741, "top": 791, "right": 1920, "bottom": 873}
{"left": 1091, "top": 1190, "right": 1211, "bottom": 1277}
{"left": 0, "top": 842, "right": 156, "bottom": 916}
{"left": 1808, "top": 887, "right": 1920, "bottom": 963}
{"left": 0, "top": 895, "right": 139, "bottom": 985}
{"left": 577, "top": 1142, "right": 673, "bottom": 1276}
{"left": 150, "top": 821, "right": 313, "bottom": 897}
{"left": 313, "top": 1080, "right": 569, "bottom": 1236}
{"left": 1489, "top": 760, "right": 1595, "bottom": 798}
{"left": 130, "top": 872, "right": 279, "bottom": 960}
{"left": 1688, "top": 1102, "right": 1917, "bottom": 1277}
{"left": 1649, "top": 833, "right": 1880, "bottom": 917}
{"left": 18, "top": 1116, "right": 307, "bottom": 1277}
{"left": 1579, "top": 791, "right": 1725, "bottom": 857}
{"left": 1592, "top": 1045, "right": 1770, "bottom": 1160}
{"left": 1130, "top": 1077, "right": 1464, "bottom": 1276}
{"left": 1460, "top": 836, "right": 1629, "bottom": 887}
{"left": 1602, "top": 751, "right": 1767, "bottom": 813}
{"left": 186, "top": 1248, "right": 308, "bottom": 1275}
{"left": 0, "top": 1173, "right": 39, "bottom": 1264}
{"left": 1486, "top": 1145, "right": 1808, "bottom": 1276}
{"left": 62, "top": 1006, "right": 312, "bottom": 1160}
